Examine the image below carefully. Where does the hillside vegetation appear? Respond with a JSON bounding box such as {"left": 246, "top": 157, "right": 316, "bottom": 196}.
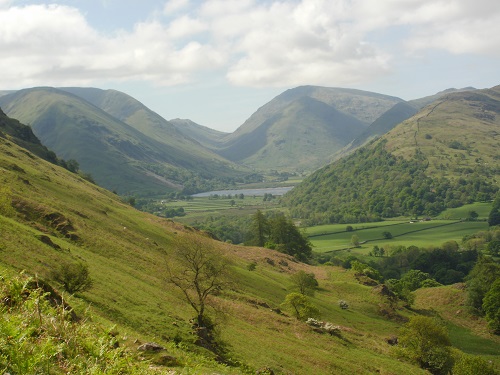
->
{"left": 283, "top": 86, "right": 500, "bottom": 225}
{"left": 4, "top": 111, "right": 498, "bottom": 374}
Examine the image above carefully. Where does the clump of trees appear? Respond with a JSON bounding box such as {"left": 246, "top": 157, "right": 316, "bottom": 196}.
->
{"left": 466, "top": 257, "right": 500, "bottom": 333}
{"left": 283, "top": 141, "right": 498, "bottom": 225}
{"left": 247, "top": 211, "right": 312, "bottom": 261}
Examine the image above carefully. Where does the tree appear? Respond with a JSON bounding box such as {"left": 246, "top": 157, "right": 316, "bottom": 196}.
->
{"left": 382, "top": 231, "right": 393, "bottom": 239}
{"left": 351, "top": 234, "right": 360, "bottom": 247}
{"left": 167, "top": 233, "right": 231, "bottom": 328}
{"left": 453, "top": 352, "right": 497, "bottom": 375}
{"left": 466, "top": 257, "right": 500, "bottom": 312}
{"left": 488, "top": 194, "right": 500, "bottom": 226}
{"left": 268, "top": 215, "right": 312, "bottom": 261}
{"left": 52, "top": 261, "right": 93, "bottom": 294}
{"left": 467, "top": 210, "right": 479, "bottom": 221}
{"left": 248, "top": 210, "right": 269, "bottom": 247}
{"left": 397, "top": 316, "right": 453, "bottom": 374}
{"left": 483, "top": 278, "right": 500, "bottom": 334}
{"left": 290, "top": 271, "right": 318, "bottom": 296}
{"left": 281, "top": 292, "right": 319, "bottom": 320}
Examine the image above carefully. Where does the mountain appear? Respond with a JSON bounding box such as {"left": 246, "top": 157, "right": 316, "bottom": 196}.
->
{"left": 0, "top": 112, "right": 444, "bottom": 375}
{"left": 212, "top": 86, "right": 404, "bottom": 171}
{"left": 282, "top": 85, "right": 500, "bottom": 225}
{"left": 334, "top": 101, "right": 419, "bottom": 160}
{"left": 0, "top": 87, "right": 249, "bottom": 195}
{"left": 408, "top": 87, "right": 476, "bottom": 109}
{"left": 169, "top": 118, "right": 228, "bottom": 148}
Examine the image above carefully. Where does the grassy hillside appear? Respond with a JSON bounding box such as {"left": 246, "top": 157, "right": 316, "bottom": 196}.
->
{"left": 283, "top": 85, "right": 500, "bottom": 224}
{"left": 0, "top": 88, "right": 250, "bottom": 196}
{"left": 0, "top": 114, "right": 478, "bottom": 374}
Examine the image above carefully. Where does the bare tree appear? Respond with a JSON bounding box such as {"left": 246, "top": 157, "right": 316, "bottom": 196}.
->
{"left": 167, "top": 233, "right": 231, "bottom": 329}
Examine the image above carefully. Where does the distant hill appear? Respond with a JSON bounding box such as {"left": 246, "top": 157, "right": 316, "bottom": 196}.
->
{"left": 283, "top": 85, "right": 500, "bottom": 225}
{"left": 0, "top": 87, "right": 250, "bottom": 195}
{"left": 169, "top": 118, "right": 228, "bottom": 149}
{"left": 212, "top": 86, "right": 404, "bottom": 171}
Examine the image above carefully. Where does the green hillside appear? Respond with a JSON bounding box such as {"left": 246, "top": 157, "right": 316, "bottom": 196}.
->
{"left": 0, "top": 88, "right": 250, "bottom": 196}
{"left": 4, "top": 111, "right": 497, "bottom": 374}
{"left": 283, "top": 85, "right": 500, "bottom": 225}
{"left": 212, "top": 86, "right": 403, "bottom": 171}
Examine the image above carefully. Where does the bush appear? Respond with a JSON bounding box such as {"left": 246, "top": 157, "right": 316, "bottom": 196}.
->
{"left": 397, "top": 316, "right": 453, "bottom": 375}
{"left": 452, "top": 352, "right": 497, "bottom": 375}
{"left": 52, "top": 261, "right": 93, "bottom": 294}
{"left": 281, "top": 293, "right": 320, "bottom": 320}
{"left": 338, "top": 300, "right": 349, "bottom": 310}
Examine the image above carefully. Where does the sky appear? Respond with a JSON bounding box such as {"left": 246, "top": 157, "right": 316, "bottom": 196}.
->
{"left": 1, "top": 0, "right": 500, "bottom": 132}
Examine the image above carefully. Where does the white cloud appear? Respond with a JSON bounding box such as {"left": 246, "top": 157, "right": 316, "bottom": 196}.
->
{"left": 163, "top": 0, "right": 189, "bottom": 15}
{"left": 0, "top": 0, "right": 499, "bottom": 90}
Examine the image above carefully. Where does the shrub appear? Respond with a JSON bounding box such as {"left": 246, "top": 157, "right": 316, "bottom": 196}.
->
{"left": 452, "top": 352, "right": 497, "bottom": 375}
{"left": 338, "top": 300, "right": 349, "bottom": 310}
{"left": 397, "top": 316, "right": 453, "bottom": 375}
{"left": 281, "top": 293, "right": 320, "bottom": 320}
{"left": 52, "top": 261, "right": 93, "bottom": 294}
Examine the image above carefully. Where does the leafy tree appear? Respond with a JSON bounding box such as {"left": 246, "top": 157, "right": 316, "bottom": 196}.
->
{"left": 382, "top": 231, "right": 393, "bottom": 239}
{"left": 487, "top": 240, "right": 500, "bottom": 256}
{"left": 351, "top": 234, "right": 360, "bottom": 247}
{"left": 453, "top": 352, "right": 497, "bottom": 375}
{"left": 466, "top": 257, "right": 500, "bottom": 313}
{"left": 397, "top": 316, "right": 453, "bottom": 374}
{"left": 167, "top": 234, "right": 231, "bottom": 328}
{"left": 52, "top": 261, "right": 93, "bottom": 294}
{"left": 488, "top": 193, "right": 500, "bottom": 226}
{"left": 483, "top": 278, "right": 500, "bottom": 334}
{"left": 281, "top": 292, "right": 319, "bottom": 320}
{"left": 248, "top": 210, "right": 269, "bottom": 247}
{"left": 268, "top": 215, "right": 312, "bottom": 261}
{"left": 290, "top": 271, "right": 318, "bottom": 296}
{"left": 467, "top": 210, "right": 479, "bottom": 221}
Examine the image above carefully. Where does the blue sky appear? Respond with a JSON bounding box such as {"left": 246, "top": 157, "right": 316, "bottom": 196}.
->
{"left": 1, "top": 0, "right": 499, "bottom": 132}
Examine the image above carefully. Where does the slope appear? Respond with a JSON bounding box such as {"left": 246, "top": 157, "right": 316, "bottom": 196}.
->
{"left": 0, "top": 87, "right": 248, "bottom": 195}
{"left": 0, "top": 114, "right": 438, "bottom": 374}
{"left": 214, "top": 86, "right": 403, "bottom": 171}
{"left": 283, "top": 85, "right": 500, "bottom": 225}
{"left": 169, "top": 118, "right": 228, "bottom": 148}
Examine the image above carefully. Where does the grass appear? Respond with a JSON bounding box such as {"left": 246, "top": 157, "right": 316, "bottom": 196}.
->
{"left": 308, "top": 220, "right": 489, "bottom": 254}
{"left": 1, "top": 135, "right": 498, "bottom": 374}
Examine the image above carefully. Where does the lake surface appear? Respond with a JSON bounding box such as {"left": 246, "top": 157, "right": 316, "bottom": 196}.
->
{"left": 192, "top": 186, "right": 294, "bottom": 197}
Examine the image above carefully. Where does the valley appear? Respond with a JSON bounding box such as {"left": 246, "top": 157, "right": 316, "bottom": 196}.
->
{"left": 0, "top": 83, "right": 499, "bottom": 374}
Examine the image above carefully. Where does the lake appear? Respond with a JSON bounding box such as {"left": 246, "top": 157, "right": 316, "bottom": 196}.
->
{"left": 192, "top": 186, "right": 294, "bottom": 197}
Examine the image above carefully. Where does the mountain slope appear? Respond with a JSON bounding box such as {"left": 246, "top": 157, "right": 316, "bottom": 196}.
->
{"left": 169, "top": 118, "right": 228, "bottom": 148}
{"left": 213, "top": 86, "right": 404, "bottom": 171}
{"left": 283, "top": 85, "right": 500, "bottom": 225}
{"left": 0, "top": 87, "right": 248, "bottom": 195}
{"left": 0, "top": 114, "right": 440, "bottom": 374}
{"left": 334, "top": 101, "right": 419, "bottom": 160}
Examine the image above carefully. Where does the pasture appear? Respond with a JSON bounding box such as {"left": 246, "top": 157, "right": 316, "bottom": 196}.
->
{"left": 307, "top": 220, "right": 489, "bottom": 254}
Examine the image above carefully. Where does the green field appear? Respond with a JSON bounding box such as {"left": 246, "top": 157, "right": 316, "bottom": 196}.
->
{"left": 308, "top": 220, "right": 489, "bottom": 253}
